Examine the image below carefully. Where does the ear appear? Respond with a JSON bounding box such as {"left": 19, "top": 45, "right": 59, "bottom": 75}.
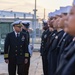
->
{"left": 13, "top": 27, "right": 15, "bottom": 31}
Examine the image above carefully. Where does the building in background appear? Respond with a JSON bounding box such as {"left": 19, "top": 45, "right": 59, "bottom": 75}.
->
{"left": 0, "top": 10, "right": 43, "bottom": 53}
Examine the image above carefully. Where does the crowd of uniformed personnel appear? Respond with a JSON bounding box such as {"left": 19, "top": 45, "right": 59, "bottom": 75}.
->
{"left": 3, "top": 0, "right": 75, "bottom": 75}
{"left": 40, "top": 1, "right": 75, "bottom": 75}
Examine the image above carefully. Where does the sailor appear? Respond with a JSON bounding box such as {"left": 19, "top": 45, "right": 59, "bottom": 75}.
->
{"left": 4, "top": 20, "right": 29, "bottom": 75}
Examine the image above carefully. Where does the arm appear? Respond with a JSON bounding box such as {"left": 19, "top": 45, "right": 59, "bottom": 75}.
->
{"left": 27, "top": 32, "right": 30, "bottom": 45}
{"left": 24, "top": 34, "right": 29, "bottom": 58}
{"left": 4, "top": 33, "right": 10, "bottom": 63}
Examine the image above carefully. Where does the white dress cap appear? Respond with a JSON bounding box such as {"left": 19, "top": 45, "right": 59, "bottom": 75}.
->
{"left": 11, "top": 20, "right": 22, "bottom": 26}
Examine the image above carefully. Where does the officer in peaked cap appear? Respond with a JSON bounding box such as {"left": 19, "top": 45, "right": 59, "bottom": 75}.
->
{"left": 4, "top": 20, "right": 29, "bottom": 75}
{"left": 22, "top": 21, "right": 30, "bottom": 46}
{"left": 22, "top": 21, "right": 30, "bottom": 75}
{"left": 22, "top": 22, "right": 30, "bottom": 29}
{"left": 11, "top": 20, "right": 22, "bottom": 26}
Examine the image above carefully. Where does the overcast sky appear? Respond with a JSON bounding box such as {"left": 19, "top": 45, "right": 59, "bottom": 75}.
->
{"left": 0, "top": 0, "right": 73, "bottom": 19}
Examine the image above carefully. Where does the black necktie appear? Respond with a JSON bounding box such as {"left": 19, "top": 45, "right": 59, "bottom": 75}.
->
{"left": 17, "top": 33, "right": 20, "bottom": 38}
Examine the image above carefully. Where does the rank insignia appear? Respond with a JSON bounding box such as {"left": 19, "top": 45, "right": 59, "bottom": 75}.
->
{"left": 44, "top": 35, "right": 47, "bottom": 38}
{"left": 22, "top": 36, "right": 25, "bottom": 41}
{"left": 63, "top": 39, "right": 65, "bottom": 41}
{"left": 52, "top": 33, "right": 55, "bottom": 36}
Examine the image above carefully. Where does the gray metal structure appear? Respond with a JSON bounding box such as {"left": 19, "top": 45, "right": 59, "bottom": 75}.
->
{"left": 0, "top": 11, "right": 42, "bottom": 53}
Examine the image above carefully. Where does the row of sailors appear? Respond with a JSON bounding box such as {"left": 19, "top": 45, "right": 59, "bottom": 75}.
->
{"left": 40, "top": 2, "right": 75, "bottom": 75}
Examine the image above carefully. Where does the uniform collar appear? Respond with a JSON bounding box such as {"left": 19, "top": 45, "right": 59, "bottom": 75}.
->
{"left": 73, "top": 37, "right": 75, "bottom": 41}
{"left": 57, "top": 29, "right": 63, "bottom": 32}
{"left": 14, "top": 31, "right": 20, "bottom": 37}
{"left": 63, "top": 32, "right": 67, "bottom": 36}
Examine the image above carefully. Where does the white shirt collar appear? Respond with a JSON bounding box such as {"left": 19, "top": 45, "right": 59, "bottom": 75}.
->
{"left": 14, "top": 31, "right": 20, "bottom": 37}
{"left": 58, "top": 29, "right": 63, "bottom": 32}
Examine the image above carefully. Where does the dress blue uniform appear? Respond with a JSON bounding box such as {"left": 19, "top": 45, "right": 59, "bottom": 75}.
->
{"left": 48, "top": 30, "right": 64, "bottom": 75}
{"left": 4, "top": 20, "right": 29, "bottom": 75}
{"left": 62, "top": 53, "right": 75, "bottom": 75}
{"left": 22, "top": 21, "right": 30, "bottom": 75}
{"left": 57, "top": 33, "right": 73, "bottom": 66}
{"left": 55, "top": 40, "right": 75, "bottom": 75}
{"left": 45, "top": 30, "right": 57, "bottom": 56}
{"left": 22, "top": 21, "right": 30, "bottom": 45}
{"left": 40, "top": 20, "right": 51, "bottom": 75}
{"left": 40, "top": 29, "right": 51, "bottom": 75}
{"left": 61, "top": 0, "right": 75, "bottom": 75}
{"left": 61, "top": 41, "right": 75, "bottom": 75}
{"left": 55, "top": 33, "right": 73, "bottom": 75}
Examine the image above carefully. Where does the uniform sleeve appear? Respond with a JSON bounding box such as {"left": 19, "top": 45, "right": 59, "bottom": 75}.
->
{"left": 27, "top": 32, "right": 30, "bottom": 45}
{"left": 40, "top": 32, "right": 45, "bottom": 54}
{"left": 24, "top": 34, "right": 29, "bottom": 58}
{"left": 4, "top": 34, "right": 10, "bottom": 59}
{"left": 40, "top": 34, "right": 43, "bottom": 53}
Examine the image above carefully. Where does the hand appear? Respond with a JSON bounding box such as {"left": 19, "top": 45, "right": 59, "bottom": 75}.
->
{"left": 5, "top": 59, "right": 9, "bottom": 64}
{"left": 25, "top": 59, "right": 28, "bottom": 64}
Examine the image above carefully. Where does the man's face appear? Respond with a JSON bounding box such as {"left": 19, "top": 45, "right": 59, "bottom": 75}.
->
{"left": 47, "top": 18, "right": 53, "bottom": 28}
{"left": 53, "top": 17, "right": 60, "bottom": 29}
{"left": 14, "top": 25, "right": 22, "bottom": 32}
{"left": 64, "top": 6, "right": 75, "bottom": 36}
{"left": 58, "top": 14, "right": 67, "bottom": 29}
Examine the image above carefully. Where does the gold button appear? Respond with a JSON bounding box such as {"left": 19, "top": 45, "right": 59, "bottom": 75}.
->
{"left": 16, "top": 50, "right": 17, "bottom": 52}
{"left": 20, "top": 53, "right": 22, "bottom": 55}
{"left": 20, "top": 45, "right": 22, "bottom": 47}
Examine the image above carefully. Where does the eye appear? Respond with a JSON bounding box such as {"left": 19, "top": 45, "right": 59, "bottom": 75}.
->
{"left": 69, "top": 12, "right": 73, "bottom": 15}
{"left": 69, "top": 9, "right": 74, "bottom": 15}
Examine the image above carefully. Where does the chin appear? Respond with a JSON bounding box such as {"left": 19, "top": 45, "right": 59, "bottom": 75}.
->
{"left": 64, "top": 28, "right": 69, "bottom": 33}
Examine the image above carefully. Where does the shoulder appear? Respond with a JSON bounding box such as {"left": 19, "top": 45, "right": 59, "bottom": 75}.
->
{"left": 6, "top": 32, "right": 13, "bottom": 37}
{"left": 61, "top": 30, "right": 64, "bottom": 34}
{"left": 21, "top": 32, "right": 27, "bottom": 36}
{"left": 43, "top": 30, "right": 47, "bottom": 34}
{"left": 58, "top": 30, "right": 64, "bottom": 36}
{"left": 46, "top": 29, "right": 50, "bottom": 32}
{"left": 22, "top": 31, "right": 27, "bottom": 35}
{"left": 59, "top": 30, "right": 64, "bottom": 34}
{"left": 66, "top": 34, "right": 73, "bottom": 39}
